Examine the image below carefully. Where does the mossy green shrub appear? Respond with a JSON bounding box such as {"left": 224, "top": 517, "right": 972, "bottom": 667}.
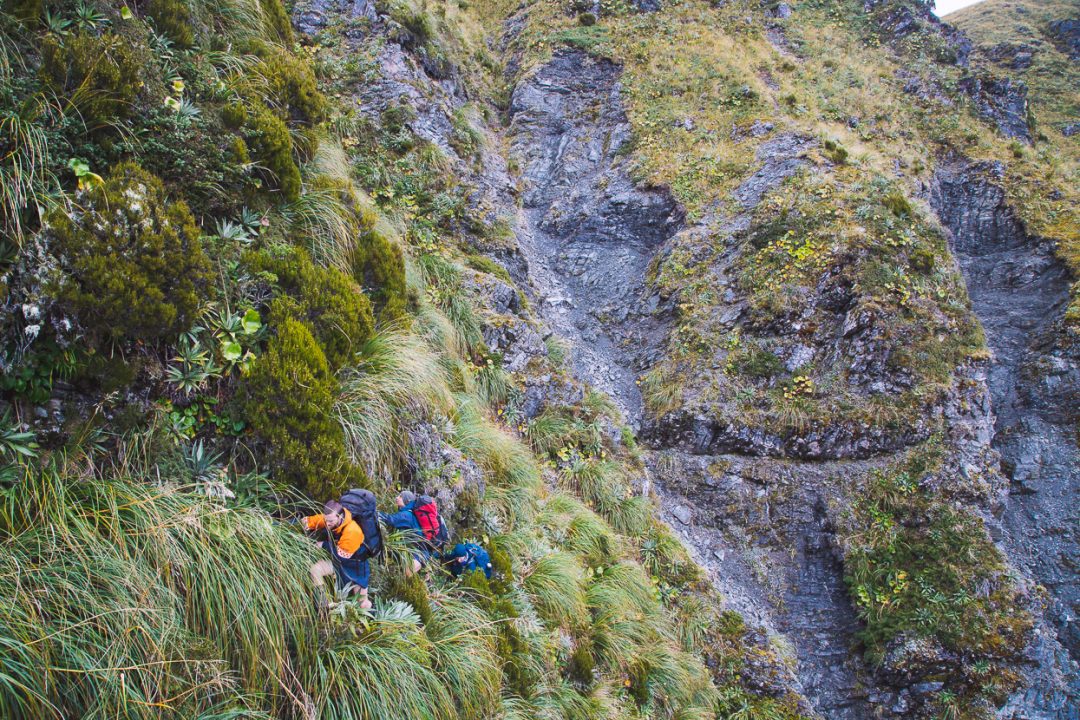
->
{"left": 4, "top": 0, "right": 42, "bottom": 24}
{"left": 243, "top": 102, "right": 301, "bottom": 201}
{"left": 257, "top": 0, "right": 294, "bottom": 44}
{"left": 839, "top": 448, "right": 1032, "bottom": 708}
{"left": 47, "top": 162, "right": 212, "bottom": 344}
{"left": 221, "top": 46, "right": 316, "bottom": 202}
{"left": 238, "top": 316, "right": 357, "bottom": 497}
{"left": 146, "top": 0, "right": 196, "bottom": 49}
{"left": 244, "top": 40, "right": 327, "bottom": 128}
{"left": 351, "top": 210, "right": 409, "bottom": 322}
{"left": 247, "top": 246, "right": 373, "bottom": 371}
{"left": 384, "top": 571, "right": 434, "bottom": 624}
{"left": 40, "top": 32, "right": 145, "bottom": 130}
{"left": 461, "top": 566, "right": 542, "bottom": 697}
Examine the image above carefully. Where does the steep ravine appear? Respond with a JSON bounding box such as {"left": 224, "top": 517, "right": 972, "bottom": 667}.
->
{"left": 930, "top": 161, "right": 1080, "bottom": 715}
{"left": 501, "top": 46, "right": 1080, "bottom": 719}
{"left": 505, "top": 48, "right": 880, "bottom": 718}
{"left": 507, "top": 50, "right": 681, "bottom": 427}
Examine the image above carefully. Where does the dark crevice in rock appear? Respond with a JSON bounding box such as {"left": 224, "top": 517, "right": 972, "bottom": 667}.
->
{"left": 930, "top": 159, "right": 1080, "bottom": 716}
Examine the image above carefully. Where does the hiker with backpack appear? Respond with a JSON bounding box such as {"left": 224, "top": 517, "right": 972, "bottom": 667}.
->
{"left": 412, "top": 492, "right": 449, "bottom": 553}
{"left": 443, "top": 542, "right": 493, "bottom": 579}
{"left": 380, "top": 490, "right": 448, "bottom": 576}
{"left": 299, "top": 490, "right": 383, "bottom": 610}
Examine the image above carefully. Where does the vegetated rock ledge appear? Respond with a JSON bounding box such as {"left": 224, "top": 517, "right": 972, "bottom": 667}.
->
{"left": 642, "top": 406, "right": 932, "bottom": 460}
{"left": 930, "top": 157, "right": 1080, "bottom": 716}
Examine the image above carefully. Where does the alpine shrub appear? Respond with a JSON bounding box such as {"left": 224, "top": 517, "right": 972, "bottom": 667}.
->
{"left": 248, "top": 247, "right": 374, "bottom": 371}
{"left": 48, "top": 162, "right": 212, "bottom": 344}
{"left": 40, "top": 32, "right": 144, "bottom": 130}
{"left": 244, "top": 103, "right": 301, "bottom": 201}
{"left": 249, "top": 43, "right": 327, "bottom": 127}
{"left": 146, "top": 0, "right": 196, "bottom": 49}
{"left": 4, "top": 0, "right": 42, "bottom": 23}
{"left": 238, "top": 316, "right": 357, "bottom": 497}
{"left": 258, "top": 0, "right": 294, "bottom": 44}
{"left": 351, "top": 210, "right": 408, "bottom": 322}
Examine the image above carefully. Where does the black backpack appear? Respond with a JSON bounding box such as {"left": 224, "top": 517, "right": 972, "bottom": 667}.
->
{"left": 339, "top": 488, "right": 383, "bottom": 561}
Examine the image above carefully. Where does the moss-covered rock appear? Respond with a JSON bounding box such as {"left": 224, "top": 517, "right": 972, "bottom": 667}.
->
{"left": 47, "top": 162, "right": 212, "bottom": 344}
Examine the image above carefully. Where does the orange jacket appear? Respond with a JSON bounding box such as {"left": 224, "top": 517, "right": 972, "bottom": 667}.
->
{"left": 305, "top": 509, "right": 365, "bottom": 562}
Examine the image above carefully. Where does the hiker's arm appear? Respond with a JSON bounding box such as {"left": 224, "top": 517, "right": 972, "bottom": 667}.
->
{"left": 304, "top": 514, "right": 327, "bottom": 531}
{"left": 334, "top": 524, "right": 365, "bottom": 560}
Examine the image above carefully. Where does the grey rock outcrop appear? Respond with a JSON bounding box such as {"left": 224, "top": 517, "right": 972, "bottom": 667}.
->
{"left": 930, "top": 160, "right": 1080, "bottom": 715}
{"left": 508, "top": 50, "right": 682, "bottom": 425}
{"left": 1048, "top": 17, "right": 1080, "bottom": 60}
{"left": 958, "top": 73, "right": 1033, "bottom": 142}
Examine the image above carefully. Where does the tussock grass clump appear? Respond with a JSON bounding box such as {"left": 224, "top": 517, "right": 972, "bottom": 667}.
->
{"left": 560, "top": 459, "right": 649, "bottom": 536}
{"left": 336, "top": 326, "right": 453, "bottom": 477}
{"left": 536, "top": 494, "right": 619, "bottom": 566}
{"left": 453, "top": 396, "right": 540, "bottom": 491}
{"left": 0, "top": 465, "right": 319, "bottom": 719}
{"left": 523, "top": 551, "right": 587, "bottom": 628}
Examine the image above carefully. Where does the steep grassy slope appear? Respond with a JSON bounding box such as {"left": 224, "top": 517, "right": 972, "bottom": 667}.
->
{"left": 485, "top": 0, "right": 1076, "bottom": 717}
{"left": 0, "top": 1, "right": 809, "bottom": 718}
{"left": 1, "top": 0, "right": 1076, "bottom": 718}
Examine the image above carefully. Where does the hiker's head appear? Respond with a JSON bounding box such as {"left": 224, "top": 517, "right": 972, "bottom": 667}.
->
{"left": 323, "top": 500, "right": 346, "bottom": 530}
{"left": 396, "top": 490, "right": 416, "bottom": 508}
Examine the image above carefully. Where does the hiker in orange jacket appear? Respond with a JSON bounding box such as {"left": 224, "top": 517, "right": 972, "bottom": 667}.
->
{"left": 303, "top": 499, "right": 372, "bottom": 609}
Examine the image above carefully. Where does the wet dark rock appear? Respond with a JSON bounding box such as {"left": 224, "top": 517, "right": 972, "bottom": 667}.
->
{"left": 1048, "top": 18, "right": 1080, "bottom": 60}
{"left": 404, "top": 422, "right": 486, "bottom": 525}
{"left": 291, "top": 0, "right": 376, "bottom": 36}
{"left": 931, "top": 160, "right": 1080, "bottom": 714}
{"left": 519, "top": 374, "right": 585, "bottom": 419}
{"left": 483, "top": 318, "right": 547, "bottom": 374}
{"left": 655, "top": 452, "right": 876, "bottom": 718}
{"left": 645, "top": 408, "right": 929, "bottom": 460}
{"left": 958, "top": 73, "right": 1033, "bottom": 142}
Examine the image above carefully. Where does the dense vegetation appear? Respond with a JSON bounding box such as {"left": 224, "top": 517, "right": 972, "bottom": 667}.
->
{"left": 3, "top": 0, "right": 1072, "bottom": 717}
{"left": 0, "top": 1, "right": 808, "bottom": 718}
{"left": 836, "top": 442, "right": 1032, "bottom": 715}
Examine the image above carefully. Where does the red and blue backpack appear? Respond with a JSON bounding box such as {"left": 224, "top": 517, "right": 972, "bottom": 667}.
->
{"left": 412, "top": 495, "right": 449, "bottom": 549}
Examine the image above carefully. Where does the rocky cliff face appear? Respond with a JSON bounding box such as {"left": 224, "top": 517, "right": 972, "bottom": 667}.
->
{"left": 930, "top": 160, "right": 1080, "bottom": 716}
{"left": 301, "top": 0, "right": 1080, "bottom": 717}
